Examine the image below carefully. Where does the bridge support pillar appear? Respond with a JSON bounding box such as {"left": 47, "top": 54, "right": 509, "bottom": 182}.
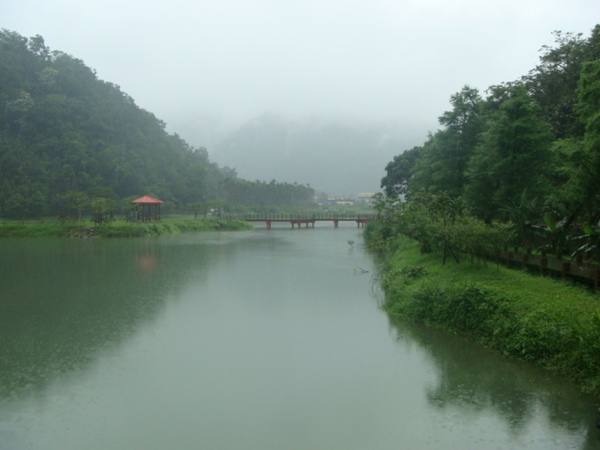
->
{"left": 266, "top": 221, "right": 271, "bottom": 230}
{"left": 333, "top": 220, "right": 339, "bottom": 228}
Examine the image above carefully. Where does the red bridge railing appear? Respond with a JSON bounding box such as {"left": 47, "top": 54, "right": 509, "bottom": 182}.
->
{"left": 221, "top": 213, "right": 376, "bottom": 229}
{"left": 222, "top": 213, "right": 376, "bottom": 221}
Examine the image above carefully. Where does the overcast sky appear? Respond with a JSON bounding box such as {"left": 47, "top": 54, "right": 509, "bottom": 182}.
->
{"left": 3, "top": 0, "right": 599, "bottom": 154}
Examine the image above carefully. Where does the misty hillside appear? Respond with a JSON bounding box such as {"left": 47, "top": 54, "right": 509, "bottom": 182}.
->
{"left": 210, "top": 114, "right": 410, "bottom": 195}
{"left": 0, "top": 31, "right": 315, "bottom": 218}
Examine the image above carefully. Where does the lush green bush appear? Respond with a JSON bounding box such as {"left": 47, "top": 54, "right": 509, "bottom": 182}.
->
{"left": 368, "top": 191, "right": 514, "bottom": 262}
{"left": 363, "top": 219, "right": 397, "bottom": 253}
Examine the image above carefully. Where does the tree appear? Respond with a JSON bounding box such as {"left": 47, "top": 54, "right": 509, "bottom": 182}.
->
{"left": 5, "top": 90, "right": 34, "bottom": 136}
{"left": 188, "top": 202, "right": 204, "bottom": 219}
{"left": 406, "top": 86, "right": 485, "bottom": 198}
{"left": 62, "top": 190, "right": 89, "bottom": 221}
{"left": 464, "top": 86, "right": 553, "bottom": 220}
{"left": 561, "top": 57, "right": 600, "bottom": 220}
{"left": 380, "top": 146, "right": 421, "bottom": 196}
{"left": 438, "top": 85, "right": 484, "bottom": 137}
{"left": 5, "top": 193, "right": 28, "bottom": 221}
{"left": 523, "top": 26, "right": 600, "bottom": 139}
{"left": 410, "top": 130, "right": 465, "bottom": 197}
{"left": 90, "top": 197, "right": 114, "bottom": 223}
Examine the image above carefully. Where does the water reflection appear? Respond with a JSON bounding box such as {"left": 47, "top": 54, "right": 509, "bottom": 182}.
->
{"left": 388, "top": 317, "right": 600, "bottom": 448}
{"left": 0, "top": 236, "right": 236, "bottom": 399}
{"left": 2, "top": 230, "right": 600, "bottom": 449}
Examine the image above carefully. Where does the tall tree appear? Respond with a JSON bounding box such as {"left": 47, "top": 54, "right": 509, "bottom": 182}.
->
{"left": 380, "top": 146, "right": 421, "bottom": 196}
{"left": 524, "top": 26, "right": 600, "bottom": 139}
{"left": 550, "top": 57, "right": 600, "bottom": 221}
{"left": 464, "top": 86, "right": 553, "bottom": 220}
{"left": 410, "top": 86, "right": 485, "bottom": 197}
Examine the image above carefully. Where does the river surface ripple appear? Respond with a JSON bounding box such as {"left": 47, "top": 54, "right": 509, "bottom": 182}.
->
{"left": 0, "top": 225, "right": 598, "bottom": 449}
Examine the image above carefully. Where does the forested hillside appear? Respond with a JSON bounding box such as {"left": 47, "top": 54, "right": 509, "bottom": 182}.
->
{"left": 381, "top": 26, "right": 600, "bottom": 225}
{"left": 0, "top": 30, "right": 315, "bottom": 219}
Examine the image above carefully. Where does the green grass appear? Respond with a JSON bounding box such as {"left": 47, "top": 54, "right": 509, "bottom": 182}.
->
{"left": 376, "top": 234, "right": 600, "bottom": 398}
{"left": 0, "top": 218, "right": 254, "bottom": 238}
{"left": 0, "top": 221, "right": 71, "bottom": 237}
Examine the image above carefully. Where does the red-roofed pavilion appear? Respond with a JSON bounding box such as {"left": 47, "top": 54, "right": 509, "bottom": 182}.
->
{"left": 131, "top": 195, "right": 164, "bottom": 221}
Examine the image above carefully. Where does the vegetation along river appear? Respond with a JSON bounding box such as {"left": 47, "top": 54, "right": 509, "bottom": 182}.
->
{"left": 0, "top": 224, "right": 599, "bottom": 449}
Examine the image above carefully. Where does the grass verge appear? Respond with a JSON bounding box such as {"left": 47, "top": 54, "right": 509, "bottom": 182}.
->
{"left": 373, "top": 233, "right": 600, "bottom": 398}
{"left": 0, "top": 218, "right": 254, "bottom": 238}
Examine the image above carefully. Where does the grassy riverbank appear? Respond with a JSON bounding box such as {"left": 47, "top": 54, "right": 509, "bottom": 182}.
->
{"left": 0, "top": 218, "right": 254, "bottom": 238}
{"left": 369, "top": 231, "right": 600, "bottom": 398}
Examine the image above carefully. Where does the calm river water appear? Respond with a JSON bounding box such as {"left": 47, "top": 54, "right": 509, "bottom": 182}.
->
{"left": 0, "top": 224, "right": 599, "bottom": 449}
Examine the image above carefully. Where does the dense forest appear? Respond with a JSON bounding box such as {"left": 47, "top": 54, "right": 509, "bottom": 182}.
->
{"left": 0, "top": 30, "right": 315, "bottom": 219}
{"left": 381, "top": 25, "right": 600, "bottom": 226}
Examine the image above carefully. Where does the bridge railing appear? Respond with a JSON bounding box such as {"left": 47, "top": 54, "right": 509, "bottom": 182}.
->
{"left": 221, "top": 213, "right": 377, "bottom": 221}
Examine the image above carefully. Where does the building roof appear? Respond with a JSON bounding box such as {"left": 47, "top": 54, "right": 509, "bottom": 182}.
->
{"left": 131, "top": 195, "right": 164, "bottom": 204}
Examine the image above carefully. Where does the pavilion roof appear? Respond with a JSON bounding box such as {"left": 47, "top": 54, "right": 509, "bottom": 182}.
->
{"left": 130, "top": 195, "right": 164, "bottom": 204}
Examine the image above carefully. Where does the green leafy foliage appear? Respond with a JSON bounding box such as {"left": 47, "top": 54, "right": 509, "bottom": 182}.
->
{"left": 464, "top": 86, "right": 554, "bottom": 220}
{"left": 535, "top": 212, "right": 575, "bottom": 256}
{"left": 571, "top": 221, "right": 600, "bottom": 262}
{"left": 380, "top": 146, "right": 421, "bottom": 197}
{"left": 380, "top": 25, "right": 600, "bottom": 227}
{"left": 368, "top": 190, "right": 514, "bottom": 264}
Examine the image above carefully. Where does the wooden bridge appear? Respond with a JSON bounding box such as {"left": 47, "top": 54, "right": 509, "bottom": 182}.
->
{"left": 221, "top": 213, "right": 376, "bottom": 229}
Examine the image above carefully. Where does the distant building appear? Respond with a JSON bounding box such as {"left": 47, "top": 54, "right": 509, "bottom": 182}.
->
{"left": 326, "top": 195, "right": 355, "bottom": 206}
{"left": 357, "top": 193, "right": 375, "bottom": 200}
{"left": 357, "top": 193, "right": 376, "bottom": 204}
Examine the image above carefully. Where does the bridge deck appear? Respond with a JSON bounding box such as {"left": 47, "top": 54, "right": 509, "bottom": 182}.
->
{"left": 221, "top": 214, "right": 376, "bottom": 229}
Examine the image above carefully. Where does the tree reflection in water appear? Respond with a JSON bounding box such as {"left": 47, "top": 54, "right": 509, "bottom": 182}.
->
{"left": 387, "top": 316, "right": 600, "bottom": 449}
{"left": 0, "top": 237, "right": 227, "bottom": 399}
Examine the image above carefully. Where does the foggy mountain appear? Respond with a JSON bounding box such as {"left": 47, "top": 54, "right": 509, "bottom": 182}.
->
{"left": 208, "top": 114, "right": 420, "bottom": 196}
